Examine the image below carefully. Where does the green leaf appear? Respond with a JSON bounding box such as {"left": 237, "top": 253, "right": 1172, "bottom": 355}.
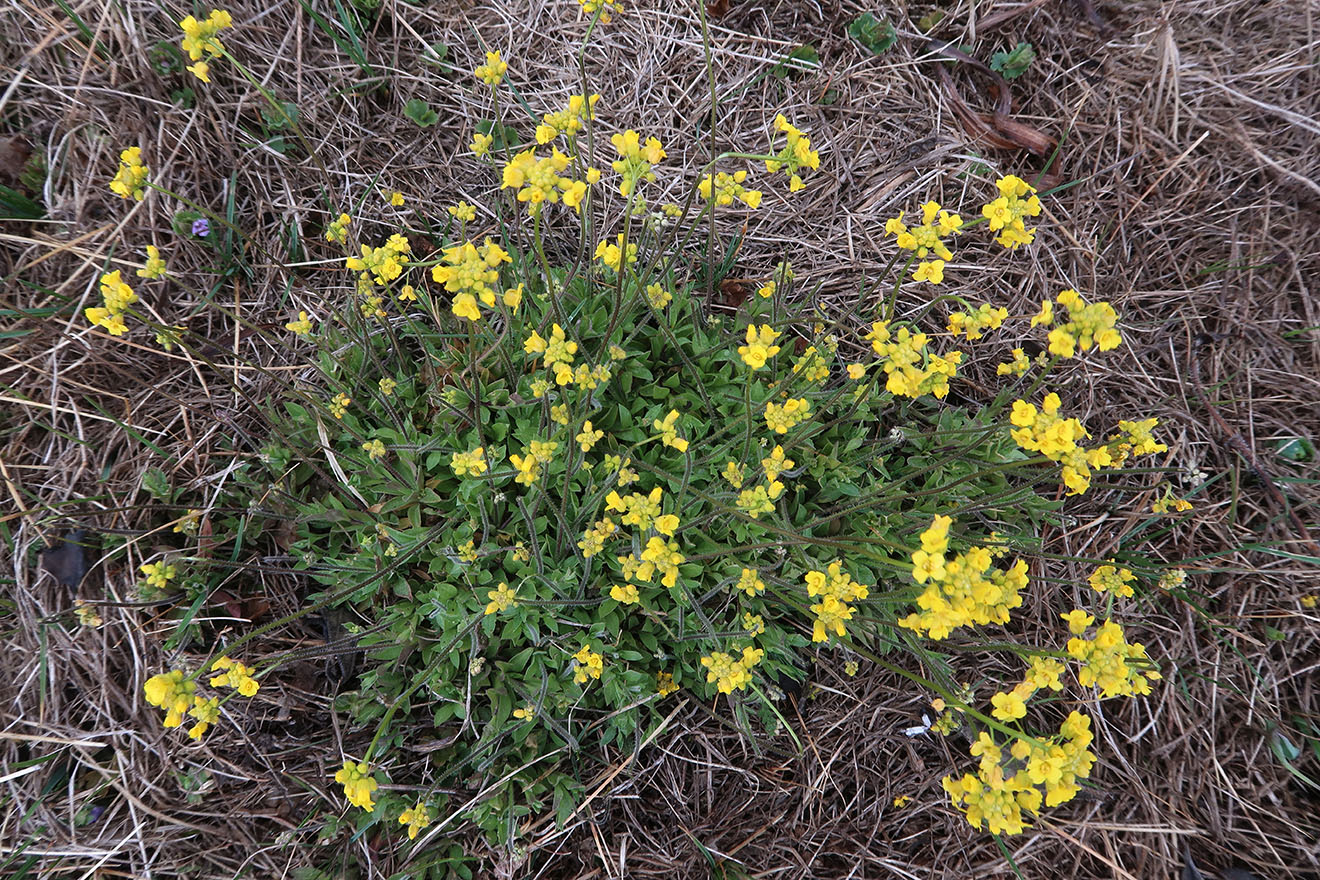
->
{"left": 990, "top": 41, "right": 1036, "bottom": 80}
{"left": 847, "top": 13, "right": 897, "bottom": 55}
{"left": 771, "top": 44, "right": 820, "bottom": 80}
{"left": 403, "top": 99, "right": 439, "bottom": 128}
{"left": 1275, "top": 436, "right": 1315, "bottom": 462}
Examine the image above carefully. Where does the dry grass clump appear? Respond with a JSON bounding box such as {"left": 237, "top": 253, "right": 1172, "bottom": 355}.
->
{"left": 1, "top": 0, "right": 1316, "bottom": 877}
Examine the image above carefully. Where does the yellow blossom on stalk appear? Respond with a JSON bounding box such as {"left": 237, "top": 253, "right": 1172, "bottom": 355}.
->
{"left": 1061, "top": 608, "right": 1095, "bottom": 635}
{"left": 611, "top": 130, "right": 665, "bottom": 197}
{"left": 512, "top": 702, "right": 535, "bottom": 720}
{"left": 990, "top": 686, "right": 1033, "bottom": 722}
{"left": 1089, "top": 563, "right": 1136, "bottom": 598}
{"left": 618, "top": 536, "right": 686, "bottom": 588}
{"left": 284, "top": 311, "right": 313, "bottom": 335}
{"left": 982, "top": 175, "right": 1042, "bottom": 249}
{"left": 502, "top": 147, "right": 591, "bottom": 215}
{"left": 536, "top": 93, "right": 601, "bottom": 143}
{"left": 361, "top": 439, "right": 387, "bottom": 462}
{"left": 761, "top": 445, "right": 794, "bottom": 481}
{"left": 743, "top": 612, "right": 766, "bottom": 636}
{"left": 605, "top": 486, "right": 665, "bottom": 531}
{"left": 594, "top": 234, "right": 638, "bottom": 272}
{"left": 736, "top": 483, "right": 781, "bottom": 519}
{"left": 143, "top": 669, "right": 196, "bottom": 728}
{"left": 1030, "top": 299, "right": 1053, "bottom": 327}
{"left": 652, "top": 409, "right": 689, "bottom": 452}
{"left": 847, "top": 362, "right": 867, "bottom": 380}
{"left": 335, "top": 760, "right": 378, "bottom": 812}
{"left": 325, "top": 212, "right": 351, "bottom": 243}
{"left": 187, "top": 61, "right": 211, "bottom": 83}
{"left": 448, "top": 201, "right": 477, "bottom": 222}
{"left": 736, "top": 567, "right": 766, "bottom": 596}
{"left": 485, "top": 582, "right": 516, "bottom": 615}
{"left": 578, "top": 0, "right": 622, "bottom": 24}
{"left": 503, "top": 284, "right": 523, "bottom": 313}
{"left": 885, "top": 201, "right": 963, "bottom": 283}
{"left": 657, "top": 672, "right": 679, "bottom": 696}
{"left": 645, "top": 283, "right": 672, "bottom": 309}
{"left": 737, "top": 324, "right": 781, "bottom": 369}
{"left": 397, "top": 284, "right": 417, "bottom": 303}
{"left": 792, "top": 346, "right": 830, "bottom": 382}
{"left": 1067, "top": 618, "right": 1162, "bottom": 698}
{"left": 432, "top": 237, "right": 510, "bottom": 319}
{"left": 137, "top": 245, "right": 167, "bottom": 279}
{"left": 578, "top": 517, "right": 617, "bottom": 557}
{"left": 899, "top": 515, "right": 1030, "bottom": 639}
{"left": 572, "top": 645, "right": 604, "bottom": 684}
{"left": 186, "top": 695, "right": 219, "bottom": 740}
{"left": 764, "top": 398, "right": 810, "bottom": 434}
{"left": 329, "top": 392, "right": 350, "bottom": 419}
{"left": 948, "top": 303, "right": 1009, "bottom": 340}
{"left": 510, "top": 440, "right": 558, "bottom": 486}
{"left": 804, "top": 561, "right": 870, "bottom": 643}
{"left": 180, "top": 9, "right": 232, "bottom": 63}
{"left": 576, "top": 420, "right": 604, "bottom": 452}
{"left": 699, "top": 170, "right": 762, "bottom": 208}
{"left": 996, "top": 348, "right": 1032, "bottom": 376}
{"left": 86, "top": 270, "right": 139, "bottom": 336}
{"left": 209, "top": 656, "right": 260, "bottom": 696}
{"left": 863, "top": 321, "right": 961, "bottom": 399}
{"left": 450, "top": 446, "right": 488, "bottom": 477}
{"left": 1152, "top": 484, "right": 1193, "bottom": 514}
{"left": 474, "top": 50, "right": 508, "bottom": 86}
{"left": 722, "top": 461, "right": 745, "bottom": 488}
{"left": 765, "top": 115, "right": 821, "bottom": 192}
{"left": 1009, "top": 393, "right": 1098, "bottom": 495}
{"left": 109, "top": 147, "right": 150, "bottom": 200}
{"left": 346, "top": 234, "right": 412, "bottom": 287}
{"left": 385, "top": 190, "right": 404, "bottom": 207}
{"left": 399, "top": 802, "right": 431, "bottom": 840}
{"left": 1045, "top": 289, "right": 1122, "bottom": 357}
{"left": 140, "top": 561, "right": 177, "bottom": 590}
{"left": 700, "top": 646, "right": 764, "bottom": 695}
{"left": 470, "top": 131, "right": 494, "bottom": 157}
{"left": 609, "top": 582, "right": 640, "bottom": 605}
{"left": 758, "top": 279, "right": 776, "bottom": 299}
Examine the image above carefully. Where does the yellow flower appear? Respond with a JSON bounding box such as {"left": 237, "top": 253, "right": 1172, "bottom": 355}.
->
{"left": 470, "top": 131, "right": 494, "bottom": 157}
{"left": 135, "top": 245, "right": 168, "bottom": 279}
{"left": 451, "top": 292, "right": 481, "bottom": 322}
{"left": 387, "top": 190, "right": 405, "bottom": 206}
{"left": 448, "top": 201, "right": 477, "bottom": 222}
{"left": 578, "top": 0, "right": 622, "bottom": 24}
{"left": 399, "top": 802, "right": 431, "bottom": 840}
{"left": 764, "top": 398, "right": 810, "bottom": 434}
{"left": 698, "top": 170, "right": 761, "bottom": 208}
{"left": 990, "top": 688, "right": 1029, "bottom": 722}
{"left": 450, "top": 447, "right": 488, "bottom": 477}
{"left": 325, "top": 213, "right": 351, "bottom": 243}
{"left": 737, "top": 324, "right": 781, "bottom": 369}
{"left": 329, "top": 392, "right": 351, "bottom": 419}
{"left": 573, "top": 644, "right": 604, "bottom": 684}
{"left": 187, "top": 61, "right": 211, "bottom": 82}
{"left": 334, "top": 760, "right": 379, "bottom": 812}
{"left": 652, "top": 409, "right": 688, "bottom": 452}
{"left": 645, "top": 283, "right": 672, "bottom": 309}
{"left": 109, "top": 147, "right": 150, "bottom": 200}
{"left": 285, "top": 311, "right": 313, "bottom": 335}
{"left": 485, "top": 582, "right": 517, "bottom": 615}
{"left": 611, "top": 129, "right": 665, "bottom": 197}
{"left": 656, "top": 672, "right": 679, "bottom": 696}
{"left": 1089, "top": 563, "right": 1136, "bottom": 598}
{"left": 140, "top": 561, "right": 177, "bottom": 589}
{"left": 735, "top": 567, "right": 765, "bottom": 596}
{"left": 609, "top": 583, "right": 640, "bottom": 605}
{"left": 474, "top": 50, "right": 508, "bottom": 86}
{"left": 981, "top": 175, "right": 1042, "bottom": 249}
{"left": 912, "top": 259, "right": 945, "bottom": 284}
{"left": 361, "top": 439, "right": 387, "bottom": 462}
{"left": 576, "top": 420, "right": 604, "bottom": 452}
{"left": 846, "top": 363, "right": 866, "bottom": 379}
{"left": 764, "top": 115, "right": 821, "bottom": 192}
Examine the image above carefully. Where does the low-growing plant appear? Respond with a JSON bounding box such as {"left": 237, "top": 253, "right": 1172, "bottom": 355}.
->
{"left": 83, "top": 0, "right": 1193, "bottom": 857}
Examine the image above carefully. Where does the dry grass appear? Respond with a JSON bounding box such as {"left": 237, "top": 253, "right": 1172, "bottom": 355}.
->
{"left": 2, "top": 0, "right": 1318, "bottom": 877}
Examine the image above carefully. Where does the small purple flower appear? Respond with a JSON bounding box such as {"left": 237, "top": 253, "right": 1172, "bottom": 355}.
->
{"left": 192, "top": 218, "right": 210, "bottom": 237}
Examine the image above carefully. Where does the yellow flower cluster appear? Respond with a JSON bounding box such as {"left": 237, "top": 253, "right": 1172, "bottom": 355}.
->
{"left": 85, "top": 270, "right": 139, "bottom": 336}
{"left": 346, "top": 234, "right": 411, "bottom": 288}
{"left": 619, "top": 536, "right": 686, "bottom": 588}
{"left": 762, "top": 445, "right": 794, "bottom": 480}
{"left": 764, "top": 115, "right": 820, "bottom": 192}
{"left": 609, "top": 582, "right": 640, "bottom": 604}
{"left": 474, "top": 50, "right": 507, "bottom": 86}
{"left": 209, "top": 656, "right": 260, "bottom": 696}
{"left": 737, "top": 324, "right": 781, "bottom": 369}
{"left": 140, "top": 561, "right": 176, "bottom": 589}
{"left": 990, "top": 655, "right": 1066, "bottom": 722}
{"left": 399, "top": 802, "right": 431, "bottom": 840}
{"left": 1009, "top": 393, "right": 1100, "bottom": 495}
{"left": 736, "top": 481, "right": 783, "bottom": 519}
{"left": 645, "top": 283, "right": 672, "bottom": 309}
{"left": 325, "top": 212, "right": 351, "bottom": 243}
{"left": 736, "top": 567, "right": 766, "bottom": 596}
{"left": 524, "top": 323, "right": 579, "bottom": 385}
{"left": 536, "top": 93, "right": 601, "bottom": 143}
{"left": 722, "top": 461, "right": 745, "bottom": 488}
{"left": 179, "top": 9, "right": 232, "bottom": 83}
{"left": 361, "top": 439, "right": 387, "bottom": 462}
{"left": 573, "top": 644, "right": 604, "bottom": 683}
{"left": 334, "top": 760, "right": 379, "bottom": 811}
{"left": 656, "top": 671, "right": 679, "bottom": 696}
{"left": 450, "top": 446, "right": 488, "bottom": 477}
{"left": 1152, "top": 484, "right": 1193, "bottom": 514}
{"left": 792, "top": 345, "right": 830, "bottom": 382}
{"left": 578, "top": 517, "right": 618, "bottom": 557}
{"left": 329, "top": 392, "right": 350, "bottom": 419}
{"left": 899, "top": 515, "right": 1029, "bottom": 640}
{"left": 138, "top": 245, "right": 167, "bottom": 279}
{"left": 700, "top": 646, "right": 764, "bottom": 694}
{"left": 981, "top": 175, "right": 1042, "bottom": 249}
{"left": 698, "top": 170, "right": 762, "bottom": 209}
{"left": 510, "top": 440, "right": 558, "bottom": 486}
{"left": 764, "top": 397, "right": 810, "bottom": 434}
{"left": 610, "top": 130, "right": 665, "bottom": 197}
{"left": 652, "top": 409, "right": 689, "bottom": 451}
{"left": 1088, "top": 563, "right": 1135, "bottom": 598}
{"left": 502, "top": 147, "right": 595, "bottom": 216}
{"left": 485, "top": 582, "right": 517, "bottom": 615}
{"left": 579, "top": 0, "right": 622, "bottom": 24}
{"left": 947, "top": 303, "right": 1008, "bottom": 340}
{"left": 432, "top": 237, "right": 512, "bottom": 321}
{"left": 884, "top": 201, "right": 963, "bottom": 284}
{"left": 143, "top": 670, "right": 196, "bottom": 728}
{"left": 805, "top": 561, "right": 870, "bottom": 643}
{"left": 109, "top": 147, "right": 149, "bottom": 200}
{"left": 1064, "top": 613, "right": 1161, "bottom": 698}
{"left": 942, "top": 711, "right": 1095, "bottom": 835}
{"left": 995, "top": 347, "right": 1033, "bottom": 376}
{"left": 576, "top": 420, "right": 604, "bottom": 451}
{"left": 1032, "top": 289, "right": 1122, "bottom": 357}
{"left": 863, "top": 321, "right": 962, "bottom": 399}
{"left": 595, "top": 233, "right": 638, "bottom": 271}
{"left": 605, "top": 486, "right": 675, "bottom": 533}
